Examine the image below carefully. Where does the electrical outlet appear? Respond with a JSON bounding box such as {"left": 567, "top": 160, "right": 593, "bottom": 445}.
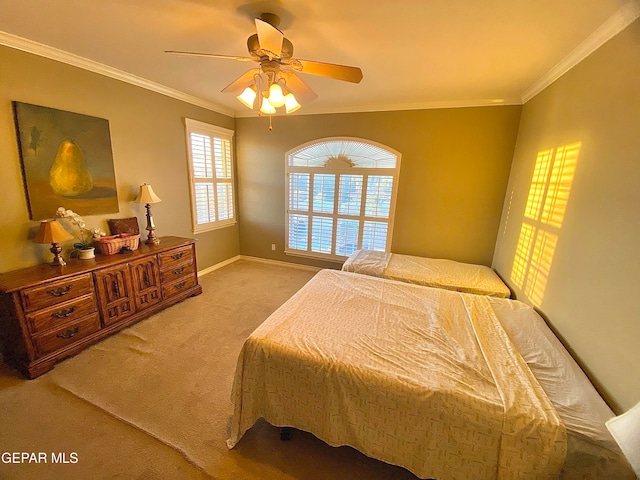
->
{"left": 271, "top": 244, "right": 276, "bottom": 251}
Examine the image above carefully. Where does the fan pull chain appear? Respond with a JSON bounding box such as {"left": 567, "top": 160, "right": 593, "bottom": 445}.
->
{"left": 269, "top": 115, "right": 273, "bottom": 131}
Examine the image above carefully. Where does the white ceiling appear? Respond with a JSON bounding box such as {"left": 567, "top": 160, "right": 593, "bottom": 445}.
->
{"left": 1, "top": 0, "right": 638, "bottom": 117}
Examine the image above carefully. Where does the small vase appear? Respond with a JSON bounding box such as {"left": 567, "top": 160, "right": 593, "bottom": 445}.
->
{"left": 77, "top": 247, "right": 95, "bottom": 260}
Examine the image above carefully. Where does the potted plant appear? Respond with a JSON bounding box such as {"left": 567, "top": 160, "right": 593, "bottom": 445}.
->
{"left": 56, "top": 207, "right": 105, "bottom": 259}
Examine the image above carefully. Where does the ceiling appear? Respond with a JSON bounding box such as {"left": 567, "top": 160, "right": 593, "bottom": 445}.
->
{"left": 1, "top": 0, "right": 638, "bottom": 117}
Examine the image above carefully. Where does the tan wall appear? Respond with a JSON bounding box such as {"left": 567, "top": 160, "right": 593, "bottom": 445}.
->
{"left": 0, "top": 46, "right": 239, "bottom": 273}
{"left": 236, "top": 106, "right": 521, "bottom": 269}
{"left": 493, "top": 20, "right": 640, "bottom": 412}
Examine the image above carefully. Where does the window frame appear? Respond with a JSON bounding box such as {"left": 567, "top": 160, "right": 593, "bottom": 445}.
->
{"left": 184, "top": 118, "right": 236, "bottom": 234}
{"left": 285, "top": 137, "right": 402, "bottom": 262}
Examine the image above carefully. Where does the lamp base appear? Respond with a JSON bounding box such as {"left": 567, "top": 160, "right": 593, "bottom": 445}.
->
{"left": 49, "top": 242, "right": 66, "bottom": 267}
{"left": 144, "top": 203, "right": 160, "bottom": 246}
{"left": 145, "top": 233, "right": 160, "bottom": 246}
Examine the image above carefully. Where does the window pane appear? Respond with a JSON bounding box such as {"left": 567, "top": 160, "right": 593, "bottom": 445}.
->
{"left": 288, "top": 214, "right": 309, "bottom": 250}
{"left": 336, "top": 218, "right": 360, "bottom": 256}
{"left": 338, "top": 175, "right": 363, "bottom": 216}
{"left": 362, "top": 221, "right": 388, "bottom": 251}
{"left": 190, "top": 133, "right": 213, "bottom": 178}
{"left": 311, "top": 216, "right": 333, "bottom": 254}
{"left": 194, "top": 183, "right": 215, "bottom": 224}
{"left": 214, "top": 138, "right": 232, "bottom": 179}
{"left": 216, "top": 182, "right": 233, "bottom": 221}
{"left": 365, "top": 175, "right": 393, "bottom": 218}
{"left": 289, "top": 173, "right": 310, "bottom": 211}
{"left": 313, "top": 174, "right": 335, "bottom": 213}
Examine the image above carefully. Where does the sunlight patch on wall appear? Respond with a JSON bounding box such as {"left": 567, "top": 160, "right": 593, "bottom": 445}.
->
{"left": 541, "top": 144, "right": 580, "bottom": 228}
{"left": 524, "top": 149, "right": 554, "bottom": 220}
{"left": 511, "top": 142, "right": 581, "bottom": 306}
{"left": 525, "top": 230, "right": 559, "bottom": 305}
{"left": 511, "top": 223, "right": 535, "bottom": 289}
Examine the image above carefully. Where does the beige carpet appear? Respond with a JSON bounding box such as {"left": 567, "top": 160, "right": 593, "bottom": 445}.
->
{"left": 0, "top": 259, "right": 420, "bottom": 480}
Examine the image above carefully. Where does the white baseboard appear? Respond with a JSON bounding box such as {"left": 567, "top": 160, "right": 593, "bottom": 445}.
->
{"left": 238, "top": 255, "right": 322, "bottom": 272}
{"left": 198, "top": 255, "right": 241, "bottom": 277}
{"left": 198, "top": 254, "right": 324, "bottom": 277}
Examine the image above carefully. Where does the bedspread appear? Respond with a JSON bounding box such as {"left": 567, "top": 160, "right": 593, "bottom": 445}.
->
{"left": 342, "top": 250, "right": 511, "bottom": 298}
{"left": 228, "top": 270, "right": 565, "bottom": 479}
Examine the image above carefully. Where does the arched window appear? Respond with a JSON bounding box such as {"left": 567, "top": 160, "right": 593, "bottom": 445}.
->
{"left": 285, "top": 137, "right": 401, "bottom": 261}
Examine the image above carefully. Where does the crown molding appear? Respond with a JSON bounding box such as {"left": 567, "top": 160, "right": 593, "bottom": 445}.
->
{"left": 521, "top": 0, "right": 640, "bottom": 103}
{"left": 234, "top": 97, "right": 523, "bottom": 118}
{"left": 0, "top": 31, "right": 235, "bottom": 117}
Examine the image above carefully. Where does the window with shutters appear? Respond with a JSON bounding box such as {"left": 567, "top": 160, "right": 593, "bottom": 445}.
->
{"left": 286, "top": 137, "right": 401, "bottom": 261}
{"left": 184, "top": 119, "right": 236, "bottom": 233}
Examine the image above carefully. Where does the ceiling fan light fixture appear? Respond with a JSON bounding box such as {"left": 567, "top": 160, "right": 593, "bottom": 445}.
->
{"left": 268, "top": 82, "right": 286, "bottom": 107}
{"left": 285, "top": 92, "right": 301, "bottom": 113}
{"left": 260, "top": 97, "right": 277, "bottom": 114}
{"left": 166, "top": 11, "right": 362, "bottom": 123}
{"left": 237, "top": 85, "right": 257, "bottom": 109}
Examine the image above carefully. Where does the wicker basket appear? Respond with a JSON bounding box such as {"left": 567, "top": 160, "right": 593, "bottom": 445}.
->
{"left": 94, "top": 234, "right": 140, "bottom": 255}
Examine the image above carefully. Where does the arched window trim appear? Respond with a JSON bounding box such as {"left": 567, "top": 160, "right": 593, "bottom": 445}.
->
{"left": 285, "top": 137, "right": 402, "bottom": 262}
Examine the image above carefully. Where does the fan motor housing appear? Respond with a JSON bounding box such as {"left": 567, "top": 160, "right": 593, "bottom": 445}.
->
{"left": 247, "top": 34, "right": 293, "bottom": 61}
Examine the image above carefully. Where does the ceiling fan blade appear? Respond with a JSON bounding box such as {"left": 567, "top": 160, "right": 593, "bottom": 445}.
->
{"left": 296, "top": 59, "right": 363, "bottom": 83}
{"left": 255, "top": 18, "right": 283, "bottom": 58}
{"left": 221, "top": 68, "right": 261, "bottom": 94}
{"left": 280, "top": 71, "right": 318, "bottom": 102}
{"left": 165, "top": 50, "right": 255, "bottom": 62}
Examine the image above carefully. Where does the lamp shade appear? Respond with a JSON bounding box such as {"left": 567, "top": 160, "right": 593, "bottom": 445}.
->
{"left": 260, "top": 97, "right": 277, "bottom": 115}
{"left": 33, "top": 220, "right": 73, "bottom": 244}
{"left": 285, "top": 92, "right": 301, "bottom": 113}
{"left": 134, "top": 183, "right": 162, "bottom": 204}
{"left": 606, "top": 401, "right": 640, "bottom": 477}
{"left": 268, "top": 83, "right": 286, "bottom": 107}
{"left": 237, "top": 86, "right": 257, "bottom": 109}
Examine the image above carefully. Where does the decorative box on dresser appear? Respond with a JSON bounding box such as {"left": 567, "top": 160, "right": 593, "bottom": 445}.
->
{"left": 0, "top": 236, "right": 202, "bottom": 378}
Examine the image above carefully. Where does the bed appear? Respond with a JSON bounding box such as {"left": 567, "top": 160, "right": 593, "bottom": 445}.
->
{"left": 341, "top": 249, "right": 511, "bottom": 298}
{"left": 227, "top": 270, "right": 633, "bottom": 479}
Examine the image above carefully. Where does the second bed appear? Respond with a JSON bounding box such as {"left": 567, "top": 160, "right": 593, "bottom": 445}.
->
{"left": 342, "top": 249, "right": 511, "bottom": 298}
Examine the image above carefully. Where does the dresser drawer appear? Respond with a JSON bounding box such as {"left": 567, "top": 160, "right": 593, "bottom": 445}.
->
{"left": 162, "top": 274, "right": 196, "bottom": 299}
{"left": 33, "top": 313, "right": 101, "bottom": 357}
{"left": 158, "top": 245, "right": 194, "bottom": 272}
{"left": 160, "top": 261, "right": 195, "bottom": 284}
{"left": 26, "top": 293, "right": 97, "bottom": 334}
{"left": 21, "top": 274, "right": 94, "bottom": 312}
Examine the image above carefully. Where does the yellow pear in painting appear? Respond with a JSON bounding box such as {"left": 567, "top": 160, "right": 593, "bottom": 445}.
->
{"left": 49, "top": 140, "right": 93, "bottom": 197}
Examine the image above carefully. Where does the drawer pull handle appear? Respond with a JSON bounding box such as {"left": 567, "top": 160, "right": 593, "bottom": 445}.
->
{"left": 172, "top": 267, "right": 185, "bottom": 275}
{"left": 143, "top": 271, "right": 151, "bottom": 287}
{"left": 52, "top": 307, "right": 77, "bottom": 319}
{"left": 170, "top": 252, "right": 185, "bottom": 260}
{"left": 47, "top": 285, "right": 73, "bottom": 297}
{"left": 174, "top": 281, "right": 187, "bottom": 290}
{"left": 56, "top": 327, "right": 79, "bottom": 339}
{"left": 112, "top": 280, "right": 121, "bottom": 298}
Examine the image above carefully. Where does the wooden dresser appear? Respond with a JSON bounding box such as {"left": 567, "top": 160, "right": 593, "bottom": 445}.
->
{"left": 0, "top": 236, "right": 202, "bottom": 378}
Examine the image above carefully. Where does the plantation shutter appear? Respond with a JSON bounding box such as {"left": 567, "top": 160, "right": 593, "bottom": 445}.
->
{"left": 185, "top": 119, "right": 236, "bottom": 233}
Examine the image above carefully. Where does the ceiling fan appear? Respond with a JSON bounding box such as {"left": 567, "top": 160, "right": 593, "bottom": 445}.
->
{"left": 166, "top": 13, "right": 363, "bottom": 116}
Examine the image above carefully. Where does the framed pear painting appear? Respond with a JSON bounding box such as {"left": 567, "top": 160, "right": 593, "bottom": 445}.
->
{"left": 13, "top": 102, "right": 119, "bottom": 220}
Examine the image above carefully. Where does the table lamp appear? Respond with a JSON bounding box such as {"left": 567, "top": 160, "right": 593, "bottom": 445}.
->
{"left": 33, "top": 219, "right": 73, "bottom": 266}
{"left": 134, "top": 183, "right": 162, "bottom": 245}
{"left": 606, "top": 401, "right": 640, "bottom": 477}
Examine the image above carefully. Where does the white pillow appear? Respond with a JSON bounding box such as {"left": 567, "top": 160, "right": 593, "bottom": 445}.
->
{"left": 488, "top": 297, "right": 618, "bottom": 447}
